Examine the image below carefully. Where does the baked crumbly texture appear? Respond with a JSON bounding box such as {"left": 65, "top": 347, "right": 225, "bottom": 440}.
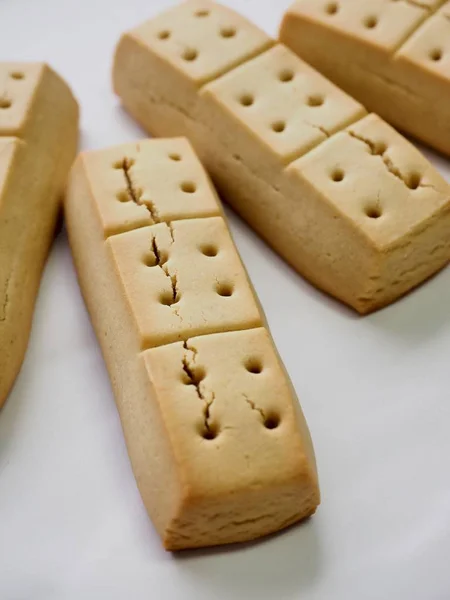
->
{"left": 112, "top": 0, "right": 450, "bottom": 313}
{"left": 0, "top": 63, "right": 79, "bottom": 407}
{"left": 65, "top": 137, "right": 319, "bottom": 551}
{"left": 280, "top": 0, "right": 450, "bottom": 156}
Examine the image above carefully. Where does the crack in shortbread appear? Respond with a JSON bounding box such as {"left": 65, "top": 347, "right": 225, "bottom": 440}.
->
{"left": 151, "top": 233, "right": 180, "bottom": 311}
{"left": 121, "top": 157, "right": 161, "bottom": 224}
{"left": 305, "top": 121, "right": 330, "bottom": 138}
{"left": 242, "top": 393, "right": 266, "bottom": 421}
{"left": 142, "top": 92, "right": 362, "bottom": 185}
{"left": 347, "top": 130, "right": 428, "bottom": 190}
{"left": 400, "top": 0, "right": 443, "bottom": 11}
{"left": 182, "top": 341, "right": 215, "bottom": 436}
{"left": 167, "top": 221, "right": 175, "bottom": 243}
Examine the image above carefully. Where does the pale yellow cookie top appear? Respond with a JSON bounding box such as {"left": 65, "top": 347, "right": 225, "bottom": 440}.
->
{"left": 130, "top": 0, "right": 273, "bottom": 87}
{"left": 107, "top": 217, "right": 263, "bottom": 348}
{"left": 0, "top": 63, "right": 44, "bottom": 137}
{"left": 286, "top": 0, "right": 427, "bottom": 54}
{"left": 395, "top": 4, "right": 450, "bottom": 82}
{"left": 288, "top": 114, "right": 450, "bottom": 249}
{"left": 77, "top": 138, "right": 222, "bottom": 237}
{"left": 142, "top": 327, "right": 315, "bottom": 498}
{"left": 201, "top": 44, "right": 366, "bottom": 165}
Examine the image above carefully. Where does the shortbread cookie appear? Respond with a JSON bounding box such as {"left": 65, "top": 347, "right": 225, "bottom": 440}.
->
{"left": 112, "top": 0, "right": 450, "bottom": 313}
{"left": 0, "top": 63, "right": 78, "bottom": 407}
{"left": 65, "top": 138, "right": 319, "bottom": 550}
{"left": 280, "top": 0, "right": 450, "bottom": 156}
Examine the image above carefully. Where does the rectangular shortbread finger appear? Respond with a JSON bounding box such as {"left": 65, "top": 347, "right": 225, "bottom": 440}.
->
{"left": 65, "top": 137, "right": 319, "bottom": 551}
{"left": 112, "top": 0, "right": 450, "bottom": 314}
{"left": 280, "top": 0, "right": 450, "bottom": 156}
{"left": 0, "top": 63, "right": 78, "bottom": 407}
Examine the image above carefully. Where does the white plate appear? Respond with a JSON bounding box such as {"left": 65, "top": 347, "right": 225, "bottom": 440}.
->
{"left": 1, "top": 1, "right": 450, "bottom": 598}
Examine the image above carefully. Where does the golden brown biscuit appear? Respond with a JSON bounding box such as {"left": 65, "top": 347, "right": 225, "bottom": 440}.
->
{"left": 65, "top": 137, "right": 319, "bottom": 550}
{"left": 0, "top": 63, "right": 78, "bottom": 407}
{"left": 280, "top": 0, "right": 450, "bottom": 156}
{"left": 112, "top": 0, "right": 450, "bottom": 313}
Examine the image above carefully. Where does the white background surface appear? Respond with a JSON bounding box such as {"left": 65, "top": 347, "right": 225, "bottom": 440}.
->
{"left": 1, "top": 0, "right": 450, "bottom": 598}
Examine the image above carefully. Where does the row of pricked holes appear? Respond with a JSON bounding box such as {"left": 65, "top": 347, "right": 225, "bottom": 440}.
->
{"left": 115, "top": 152, "right": 197, "bottom": 202}
{"left": 325, "top": 3, "right": 378, "bottom": 28}
{"left": 157, "top": 7, "right": 237, "bottom": 62}
{"left": 0, "top": 71, "right": 25, "bottom": 109}
{"left": 117, "top": 180, "right": 196, "bottom": 202}
{"left": 330, "top": 140, "right": 422, "bottom": 219}
{"left": 184, "top": 356, "right": 265, "bottom": 380}
{"left": 239, "top": 70, "right": 325, "bottom": 135}
{"left": 143, "top": 241, "right": 234, "bottom": 303}
{"left": 157, "top": 27, "right": 237, "bottom": 43}
{"left": 115, "top": 151, "right": 183, "bottom": 167}
{"left": 159, "top": 25, "right": 236, "bottom": 40}
{"left": 201, "top": 414, "right": 280, "bottom": 440}
{"left": 325, "top": 2, "right": 445, "bottom": 62}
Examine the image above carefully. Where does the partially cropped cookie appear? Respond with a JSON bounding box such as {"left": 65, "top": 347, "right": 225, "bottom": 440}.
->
{"left": 113, "top": 0, "right": 450, "bottom": 313}
{"left": 287, "top": 115, "right": 450, "bottom": 311}
{"left": 280, "top": 0, "right": 450, "bottom": 156}
{"left": 65, "top": 137, "right": 319, "bottom": 551}
{"left": 0, "top": 63, "right": 78, "bottom": 407}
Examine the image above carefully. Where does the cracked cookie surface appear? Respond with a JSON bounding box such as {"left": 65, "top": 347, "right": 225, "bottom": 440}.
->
{"left": 280, "top": 0, "right": 450, "bottom": 155}
{"left": 65, "top": 134, "right": 319, "bottom": 550}
{"left": 106, "top": 217, "right": 262, "bottom": 348}
{"left": 114, "top": 0, "right": 450, "bottom": 313}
